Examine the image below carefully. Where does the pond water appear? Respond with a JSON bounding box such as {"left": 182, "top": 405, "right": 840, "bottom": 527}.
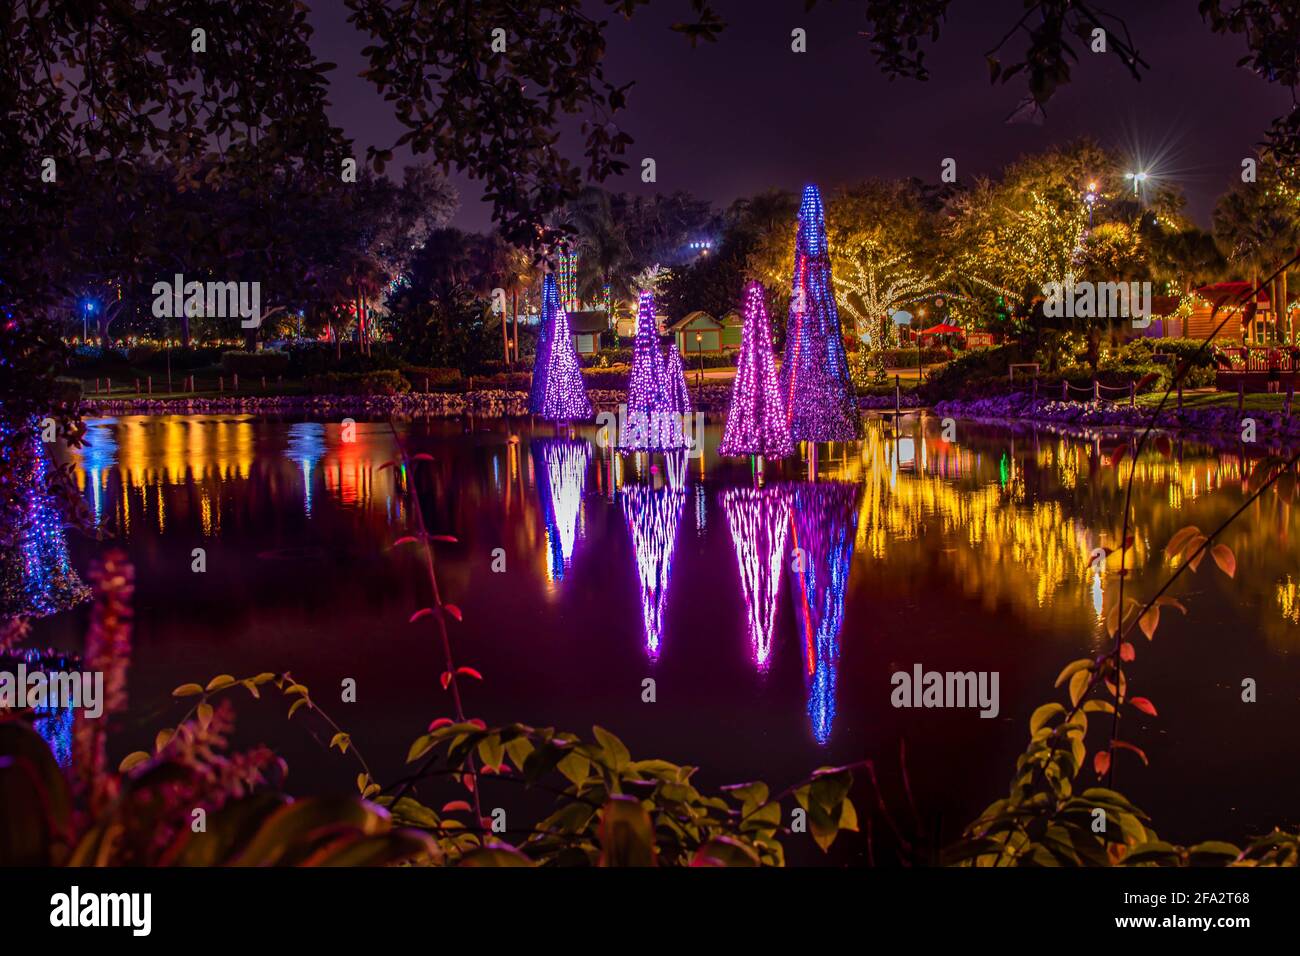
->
{"left": 34, "top": 413, "right": 1300, "bottom": 862}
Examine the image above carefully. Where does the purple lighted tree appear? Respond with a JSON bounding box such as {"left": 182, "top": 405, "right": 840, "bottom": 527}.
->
{"left": 532, "top": 274, "right": 593, "bottom": 421}
{"left": 527, "top": 275, "right": 558, "bottom": 414}
{"left": 664, "top": 339, "right": 690, "bottom": 416}
{"left": 779, "top": 185, "right": 860, "bottom": 442}
{"left": 719, "top": 282, "right": 794, "bottom": 459}
{"left": 620, "top": 291, "right": 685, "bottom": 450}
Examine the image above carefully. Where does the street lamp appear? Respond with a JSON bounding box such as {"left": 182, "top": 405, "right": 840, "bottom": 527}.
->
{"left": 1124, "top": 170, "right": 1148, "bottom": 197}
{"left": 694, "top": 330, "right": 703, "bottom": 402}
{"left": 81, "top": 299, "right": 95, "bottom": 343}
{"left": 1083, "top": 181, "right": 1098, "bottom": 228}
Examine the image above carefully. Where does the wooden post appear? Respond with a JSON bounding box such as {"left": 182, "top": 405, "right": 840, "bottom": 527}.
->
{"left": 147, "top": 376, "right": 152, "bottom": 395}
{"left": 895, "top": 374, "right": 901, "bottom": 416}
{"left": 135, "top": 377, "right": 140, "bottom": 395}
{"left": 1129, "top": 381, "right": 1135, "bottom": 406}
{"left": 1287, "top": 383, "right": 1294, "bottom": 421}
{"left": 424, "top": 376, "right": 430, "bottom": 393}
{"left": 233, "top": 373, "right": 239, "bottom": 392}
{"left": 1093, "top": 380, "right": 1099, "bottom": 401}
{"left": 1238, "top": 379, "right": 1245, "bottom": 414}
{"left": 107, "top": 377, "right": 112, "bottom": 395}
{"left": 1032, "top": 377, "right": 1038, "bottom": 403}
{"left": 1062, "top": 381, "right": 1068, "bottom": 400}
{"left": 219, "top": 376, "right": 224, "bottom": 394}
{"left": 261, "top": 376, "right": 267, "bottom": 391}
{"left": 1177, "top": 379, "right": 1183, "bottom": 411}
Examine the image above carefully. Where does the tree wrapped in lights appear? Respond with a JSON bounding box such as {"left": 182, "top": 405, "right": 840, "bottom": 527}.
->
{"left": 527, "top": 275, "right": 557, "bottom": 413}
{"left": 720, "top": 282, "right": 794, "bottom": 458}
{"left": 622, "top": 453, "right": 687, "bottom": 659}
{"left": 0, "top": 421, "right": 90, "bottom": 619}
{"left": 664, "top": 339, "right": 690, "bottom": 417}
{"left": 621, "top": 291, "right": 686, "bottom": 450}
{"left": 530, "top": 273, "right": 593, "bottom": 421}
{"left": 533, "top": 438, "right": 591, "bottom": 582}
{"left": 785, "top": 481, "right": 860, "bottom": 744}
{"left": 722, "top": 486, "right": 791, "bottom": 670}
{"left": 779, "top": 185, "right": 860, "bottom": 442}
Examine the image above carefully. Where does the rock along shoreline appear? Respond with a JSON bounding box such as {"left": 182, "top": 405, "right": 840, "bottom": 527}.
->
{"left": 80, "top": 387, "right": 924, "bottom": 419}
{"left": 934, "top": 392, "right": 1300, "bottom": 445}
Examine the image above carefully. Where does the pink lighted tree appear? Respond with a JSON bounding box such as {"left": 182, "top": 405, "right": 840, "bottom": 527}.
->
{"left": 719, "top": 282, "right": 794, "bottom": 459}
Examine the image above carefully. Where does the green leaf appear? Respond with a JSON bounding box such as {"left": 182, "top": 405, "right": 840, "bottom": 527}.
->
{"left": 592, "top": 726, "right": 631, "bottom": 772}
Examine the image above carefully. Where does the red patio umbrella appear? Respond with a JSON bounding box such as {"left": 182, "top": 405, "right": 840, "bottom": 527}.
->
{"left": 918, "top": 323, "right": 963, "bottom": 336}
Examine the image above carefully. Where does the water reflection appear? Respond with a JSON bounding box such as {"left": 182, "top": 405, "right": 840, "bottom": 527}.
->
{"left": 788, "top": 482, "right": 860, "bottom": 744}
{"left": 622, "top": 452, "right": 687, "bottom": 659}
{"left": 722, "top": 486, "right": 790, "bottom": 671}
{"left": 532, "top": 439, "right": 591, "bottom": 583}
{"left": 52, "top": 412, "right": 1300, "bottom": 763}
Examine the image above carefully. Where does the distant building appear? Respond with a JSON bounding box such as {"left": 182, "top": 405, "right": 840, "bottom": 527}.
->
{"left": 567, "top": 309, "right": 608, "bottom": 355}
{"left": 667, "top": 311, "right": 742, "bottom": 354}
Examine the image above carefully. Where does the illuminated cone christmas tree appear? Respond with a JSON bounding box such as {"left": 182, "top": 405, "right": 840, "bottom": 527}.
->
{"left": 527, "top": 276, "right": 558, "bottom": 414}
{"left": 532, "top": 274, "right": 593, "bottom": 421}
{"left": 719, "top": 282, "right": 794, "bottom": 458}
{"left": 779, "top": 185, "right": 860, "bottom": 442}
{"left": 0, "top": 421, "right": 90, "bottom": 619}
{"left": 664, "top": 340, "right": 690, "bottom": 417}
{"left": 621, "top": 291, "right": 685, "bottom": 450}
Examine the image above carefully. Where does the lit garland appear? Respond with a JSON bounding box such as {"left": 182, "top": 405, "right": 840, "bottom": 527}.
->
{"left": 622, "top": 453, "right": 687, "bottom": 659}
{"left": 0, "top": 419, "right": 90, "bottom": 618}
{"left": 722, "top": 487, "right": 791, "bottom": 670}
{"left": 720, "top": 282, "right": 794, "bottom": 458}
{"left": 534, "top": 438, "right": 591, "bottom": 582}
{"left": 620, "top": 291, "right": 686, "bottom": 450}
{"left": 779, "top": 185, "right": 860, "bottom": 442}
{"left": 787, "top": 481, "right": 860, "bottom": 744}
{"left": 559, "top": 249, "right": 579, "bottom": 312}
{"left": 532, "top": 274, "right": 593, "bottom": 421}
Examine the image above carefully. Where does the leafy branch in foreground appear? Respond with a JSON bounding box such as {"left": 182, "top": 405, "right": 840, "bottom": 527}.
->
{"left": 948, "top": 477, "right": 1300, "bottom": 866}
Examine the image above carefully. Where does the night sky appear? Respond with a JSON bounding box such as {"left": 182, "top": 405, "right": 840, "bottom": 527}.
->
{"left": 306, "top": 0, "right": 1292, "bottom": 231}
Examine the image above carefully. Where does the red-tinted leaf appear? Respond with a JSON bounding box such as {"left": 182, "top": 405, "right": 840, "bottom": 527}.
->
{"left": 441, "top": 801, "right": 471, "bottom": 814}
{"left": 462, "top": 773, "right": 476, "bottom": 793}
{"left": 456, "top": 667, "right": 483, "bottom": 681}
{"left": 427, "top": 717, "right": 454, "bottom": 731}
{"left": 1120, "top": 642, "right": 1136, "bottom": 662}
{"left": 467, "top": 718, "right": 486, "bottom": 730}
{"left": 1130, "top": 696, "right": 1158, "bottom": 717}
{"left": 440, "top": 671, "right": 452, "bottom": 689}
{"left": 431, "top": 534, "right": 458, "bottom": 543}
{"left": 1094, "top": 750, "right": 1111, "bottom": 778}
{"left": 443, "top": 604, "right": 463, "bottom": 622}
{"left": 409, "top": 607, "right": 434, "bottom": 624}
{"left": 1211, "top": 543, "right": 1236, "bottom": 579}
{"left": 1113, "top": 740, "right": 1149, "bottom": 765}
{"left": 393, "top": 536, "right": 419, "bottom": 547}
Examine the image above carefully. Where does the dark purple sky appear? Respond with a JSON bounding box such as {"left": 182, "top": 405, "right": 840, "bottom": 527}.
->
{"left": 307, "top": 0, "right": 1291, "bottom": 231}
